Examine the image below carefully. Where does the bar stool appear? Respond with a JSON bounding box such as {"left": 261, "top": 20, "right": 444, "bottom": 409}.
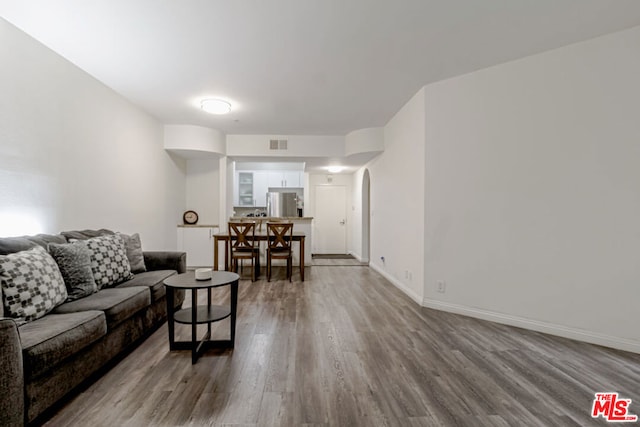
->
{"left": 266, "top": 222, "right": 293, "bottom": 282}
{"left": 228, "top": 221, "right": 259, "bottom": 281}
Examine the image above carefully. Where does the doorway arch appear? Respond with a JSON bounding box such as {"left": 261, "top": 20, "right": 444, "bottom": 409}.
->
{"left": 362, "top": 169, "right": 371, "bottom": 263}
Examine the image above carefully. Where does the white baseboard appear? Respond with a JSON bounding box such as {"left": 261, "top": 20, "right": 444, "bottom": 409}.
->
{"left": 369, "top": 263, "right": 423, "bottom": 305}
{"left": 364, "top": 264, "right": 640, "bottom": 354}
{"left": 349, "top": 251, "right": 369, "bottom": 263}
{"left": 423, "top": 298, "right": 640, "bottom": 354}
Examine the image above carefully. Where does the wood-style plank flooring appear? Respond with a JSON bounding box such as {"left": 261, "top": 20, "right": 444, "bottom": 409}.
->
{"left": 43, "top": 266, "right": 640, "bottom": 426}
{"left": 311, "top": 255, "right": 369, "bottom": 267}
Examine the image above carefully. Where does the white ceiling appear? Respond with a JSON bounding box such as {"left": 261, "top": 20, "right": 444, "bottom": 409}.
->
{"left": 2, "top": 0, "right": 640, "bottom": 137}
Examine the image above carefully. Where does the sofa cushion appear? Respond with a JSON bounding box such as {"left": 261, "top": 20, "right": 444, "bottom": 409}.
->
{"left": 84, "top": 235, "right": 133, "bottom": 289}
{"left": 19, "top": 311, "right": 107, "bottom": 380}
{"left": 119, "top": 233, "right": 146, "bottom": 274}
{"left": 0, "top": 234, "right": 67, "bottom": 256}
{"left": 24, "top": 234, "right": 67, "bottom": 248}
{"left": 52, "top": 287, "right": 150, "bottom": 330}
{"left": 116, "top": 270, "right": 176, "bottom": 302}
{"left": 0, "top": 246, "right": 67, "bottom": 323}
{"left": 60, "top": 229, "right": 115, "bottom": 241}
{"left": 48, "top": 241, "right": 98, "bottom": 301}
{"left": 0, "top": 237, "right": 37, "bottom": 255}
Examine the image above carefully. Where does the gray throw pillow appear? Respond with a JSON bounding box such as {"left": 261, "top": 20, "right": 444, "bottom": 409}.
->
{"left": 0, "top": 246, "right": 67, "bottom": 323}
{"left": 118, "top": 233, "right": 146, "bottom": 274}
{"left": 48, "top": 242, "right": 98, "bottom": 301}
{"left": 84, "top": 234, "right": 133, "bottom": 289}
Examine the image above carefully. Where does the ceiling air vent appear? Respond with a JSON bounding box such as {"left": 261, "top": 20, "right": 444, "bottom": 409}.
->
{"left": 269, "top": 139, "right": 288, "bottom": 150}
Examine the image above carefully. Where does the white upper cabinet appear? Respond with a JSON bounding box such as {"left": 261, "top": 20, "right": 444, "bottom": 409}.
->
{"left": 268, "top": 171, "right": 302, "bottom": 188}
{"left": 235, "top": 169, "right": 304, "bottom": 206}
{"left": 253, "top": 171, "right": 269, "bottom": 207}
{"left": 268, "top": 172, "right": 283, "bottom": 188}
{"left": 283, "top": 171, "right": 302, "bottom": 187}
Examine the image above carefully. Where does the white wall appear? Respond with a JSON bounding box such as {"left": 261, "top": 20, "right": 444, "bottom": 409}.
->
{"left": 185, "top": 159, "right": 220, "bottom": 226}
{"left": 423, "top": 26, "right": 640, "bottom": 351}
{"left": 366, "top": 89, "right": 426, "bottom": 304}
{"left": 351, "top": 168, "right": 365, "bottom": 261}
{"left": 164, "top": 124, "right": 226, "bottom": 157}
{"left": 227, "top": 134, "right": 345, "bottom": 157}
{"left": 351, "top": 167, "right": 373, "bottom": 263}
{"left": 345, "top": 127, "right": 384, "bottom": 157}
{"left": 0, "top": 19, "right": 186, "bottom": 249}
{"left": 224, "top": 157, "right": 235, "bottom": 221}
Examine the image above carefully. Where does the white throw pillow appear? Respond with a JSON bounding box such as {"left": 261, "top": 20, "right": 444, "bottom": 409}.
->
{"left": 84, "top": 234, "right": 133, "bottom": 289}
{"left": 0, "top": 246, "right": 67, "bottom": 323}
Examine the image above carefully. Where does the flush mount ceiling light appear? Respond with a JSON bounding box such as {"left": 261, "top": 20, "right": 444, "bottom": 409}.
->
{"left": 200, "top": 98, "right": 232, "bottom": 114}
{"left": 327, "top": 166, "right": 344, "bottom": 173}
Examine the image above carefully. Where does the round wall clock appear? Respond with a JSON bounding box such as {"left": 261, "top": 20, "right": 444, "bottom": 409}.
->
{"left": 183, "top": 210, "right": 199, "bottom": 225}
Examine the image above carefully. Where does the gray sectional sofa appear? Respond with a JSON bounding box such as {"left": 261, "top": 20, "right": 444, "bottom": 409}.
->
{"left": 0, "top": 230, "right": 186, "bottom": 426}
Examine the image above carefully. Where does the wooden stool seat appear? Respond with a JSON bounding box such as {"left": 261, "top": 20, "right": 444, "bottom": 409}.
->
{"left": 228, "top": 221, "right": 259, "bottom": 281}
{"left": 266, "top": 222, "right": 293, "bottom": 282}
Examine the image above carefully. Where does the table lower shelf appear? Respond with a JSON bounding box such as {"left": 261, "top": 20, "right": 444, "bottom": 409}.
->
{"left": 170, "top": 337, "right": 233, "bottom": 351}
{"left": 173, "top": 305, "right": 231, "bottom": 325}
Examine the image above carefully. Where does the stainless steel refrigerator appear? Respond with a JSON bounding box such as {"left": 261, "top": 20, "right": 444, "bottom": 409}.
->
{"left": 266, "top": 192, "right": 297, "bottom": 217}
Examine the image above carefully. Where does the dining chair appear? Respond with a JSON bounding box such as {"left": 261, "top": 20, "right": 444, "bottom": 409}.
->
{"left": 266, "top": 222, "right": 293, "bottom": 282}
{"left": 228, "top": 221, "right": 259, "bottom": 281}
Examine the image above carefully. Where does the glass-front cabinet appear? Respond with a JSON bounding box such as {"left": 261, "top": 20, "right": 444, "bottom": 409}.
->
{"left": 234, "top": 171, "right": 269, "bottom": 207}
{"left": 236, "top": 172, "right": 254, "bottom": 207}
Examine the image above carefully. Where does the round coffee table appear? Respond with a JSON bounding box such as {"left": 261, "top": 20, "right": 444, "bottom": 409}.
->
{"left": 164, "top": 270, "right": 239, "bottom": 364}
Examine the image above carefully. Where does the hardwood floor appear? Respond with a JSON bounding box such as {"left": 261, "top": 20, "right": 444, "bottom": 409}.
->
{"left": 43, "top": 266, "right": 640, "bottom": 426}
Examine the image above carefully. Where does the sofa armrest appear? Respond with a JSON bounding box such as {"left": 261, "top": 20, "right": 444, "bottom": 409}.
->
{"left": 143, "top": 251, "right": 186, "bottom": 274}
{"left": 0, "top": 318, "right": 24, "bottom": 427}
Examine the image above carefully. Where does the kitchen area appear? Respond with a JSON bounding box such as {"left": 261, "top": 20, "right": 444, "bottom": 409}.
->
{"left": 231, "top": 161, "right": 312, "bottom": 268}
{"left": 168, "top": 126, "right": 381, "bottom": 273}
{"left": 178, "top": 161, "right": 313, "bottom": 269}
{"left": 232, "top": 164, "right": 304, "bottom": 218}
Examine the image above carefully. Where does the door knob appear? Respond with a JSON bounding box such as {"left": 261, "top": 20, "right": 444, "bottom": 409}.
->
{"left": 339, "top": 220, "right": 346, "bottom": 225}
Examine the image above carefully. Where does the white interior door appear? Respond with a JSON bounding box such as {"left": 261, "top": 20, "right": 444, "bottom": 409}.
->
{"left": 314, "top": 185, "right": 347, "bottom": 254}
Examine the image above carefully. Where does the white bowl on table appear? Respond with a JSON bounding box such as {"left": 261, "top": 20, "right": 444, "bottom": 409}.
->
{"left": 195, "top": 268, "right": 212, "bottom": 281}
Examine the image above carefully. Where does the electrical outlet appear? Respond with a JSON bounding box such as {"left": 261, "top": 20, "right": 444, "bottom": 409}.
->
{"left": 437, "top": 280, "right": 446, "bottom": 293}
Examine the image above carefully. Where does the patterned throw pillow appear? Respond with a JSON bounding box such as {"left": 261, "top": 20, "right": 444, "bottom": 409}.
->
{"left": 0, "top": 246, "right": 68, "bottom": 323}
{"left": 84, "top": 234, "right": 133, "bottom": 289}
{"left": 48, "top": 241, "right": 98, "bottom": 301}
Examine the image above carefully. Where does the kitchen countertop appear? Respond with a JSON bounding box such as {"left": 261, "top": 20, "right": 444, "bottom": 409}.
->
{"left": 229, "top": 216, "right": 313, "bottom": 221}
{"left": 177, "top": 224, "right": 219, "bottom": 228}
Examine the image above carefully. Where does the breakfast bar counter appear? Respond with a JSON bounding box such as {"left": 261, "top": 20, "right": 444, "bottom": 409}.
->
{"left": 223, "top": 217, "right": 312, "bottom": 266}
{"left": 213, "top": 231, "right": 307, "bottom": 281}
